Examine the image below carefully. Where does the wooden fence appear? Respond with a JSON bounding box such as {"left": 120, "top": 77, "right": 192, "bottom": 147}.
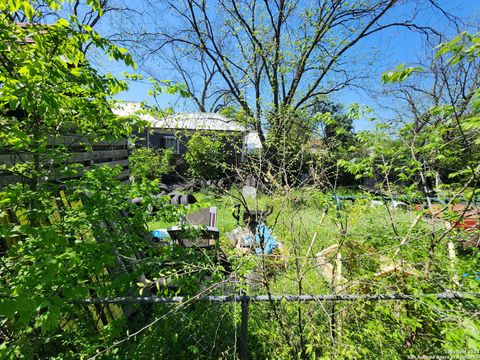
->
{"left": 1, "top": 135, "right": 135, "bottom": 329}
{"left": 0, "top": 135, "right": 130, "bottom": 188}
{"left": 0, "top": 182, "right": 146, "bottom": 332}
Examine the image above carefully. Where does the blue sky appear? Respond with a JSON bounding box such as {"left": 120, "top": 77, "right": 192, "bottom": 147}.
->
{"left": 337, "top": 0, "right": 480, "bottom": 130}
{"left": 97, "top": 0, "right": 480, "bottom": 132}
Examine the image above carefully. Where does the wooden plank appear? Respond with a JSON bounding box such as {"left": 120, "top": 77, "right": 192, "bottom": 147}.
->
{"left": 1, "top": 148, "right": 129, "bottom": 165}
{"left": 316, "top": 244, "right": 339, "bottom": 258}
{"left": 48, "top": 136, "right": 127, "bottom": 147}
{"left": 375, "top": 265, "right": 416, "bottom": 277}
{"left": 93, "top": 139, "right": 127, "bottom": 147}
{"left": 0, "top": 148, "right": 128, "bottom": 164}
{"left": 71, "top": 149, "right": 128, "bottom": 163}
{"left": 70, "top": 152, "right": 94, "bottom": 163}
{"left": 91, "top": 142, "right": 127, "bottom": 149}
{"left": 0, "top": 153, "right": 33, "bottom": 164}
{"left": 95, "top": 159, "right": 129, "bottom": 168}
{"left": 448, "top": 242, "right": 460, "bottom": 286}
{"left": 91, "top": 149, "right": 129, "bottom": 162}
{"left": 1, "top": 145, "right": 129, "bottom": 187}
{"left": 316, "top": 244, "right": 348, "bottom": 291}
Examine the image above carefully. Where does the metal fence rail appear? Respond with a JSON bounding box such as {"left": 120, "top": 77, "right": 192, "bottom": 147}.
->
{"left": 73, "top": 291, "right": 480, "bottom": 360}
{"left": 72, "top": 291, "right": 479, "bottom": 305}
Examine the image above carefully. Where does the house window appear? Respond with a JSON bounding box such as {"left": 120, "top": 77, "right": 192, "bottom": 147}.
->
{"left": 164, "top": 136, "right": 180, "bottom": 154}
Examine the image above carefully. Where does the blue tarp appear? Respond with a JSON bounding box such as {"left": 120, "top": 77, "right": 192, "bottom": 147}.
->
{"left": 245, "top": 223, "right": 279, "bottom": 254}
{"left": 152, "top": 229, "right": 170, "bottom": 241}
{"left": 462, "top": 272, "right": 480, "bottom": 281}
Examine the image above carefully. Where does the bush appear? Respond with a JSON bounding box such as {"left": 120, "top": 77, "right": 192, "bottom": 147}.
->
{"left": 129, "top": 147, "right": 174, "bottom": 182}
{"left": 185, "top": 132, "right": 226, "bottom": 180}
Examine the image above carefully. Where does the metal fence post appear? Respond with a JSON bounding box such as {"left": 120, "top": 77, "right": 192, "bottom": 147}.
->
{"left": 240, "top": 296, "right": 250, "bottom": 360}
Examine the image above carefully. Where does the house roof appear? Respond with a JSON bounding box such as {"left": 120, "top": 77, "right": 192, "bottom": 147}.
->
{"left": 113, "top": 102, "right": 245, "bottom": 132}
{"left": 155, "top": 113, "right": 245, "bottom": 132}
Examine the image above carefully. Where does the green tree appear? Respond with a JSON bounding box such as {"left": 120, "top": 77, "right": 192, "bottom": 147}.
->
{"left": 120, "top": 0, "right": 455, "bottom": 180}
{"left": 0, "top": 1, "right": 178, "bottom": 358}
{"left": 310, "top": 100, "right": 359, "bottom": 187}
{"left": 381, "top": 32, "right": 480, "bottom": 196}
{"left": 129, "top": 147, "right": 174, "bottom": 182}
{"left": 185, "top": 132, "right": 226, "bottom": 180}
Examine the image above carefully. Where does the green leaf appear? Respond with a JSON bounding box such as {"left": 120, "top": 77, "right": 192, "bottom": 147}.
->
{"left": 23, "top": 2, "right": 34, "bottom": 20}
{"left": 381, "top": 64, "right": 424, "bottom": 84}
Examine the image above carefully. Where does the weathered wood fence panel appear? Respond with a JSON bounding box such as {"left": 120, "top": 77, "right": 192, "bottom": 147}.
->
{"left": 0, "top": 187, "right": 142, "bottom": 331}
{"left": 0, "top": 135, "right": 130, "bottom": 187}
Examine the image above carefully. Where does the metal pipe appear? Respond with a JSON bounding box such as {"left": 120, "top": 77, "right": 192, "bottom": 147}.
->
{"left": 71, "top": 292, "right": 479, "bottom": 305}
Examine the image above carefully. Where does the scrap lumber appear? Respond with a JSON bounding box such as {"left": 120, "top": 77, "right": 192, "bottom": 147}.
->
{"left": 375, "top": 256, "right": 416, "bottom": 277}
{"left": 447, "top": 241, "right": 460, "bottom": 287}
{"left": 315, "top": 244, "right": 347, "bottom": 292}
